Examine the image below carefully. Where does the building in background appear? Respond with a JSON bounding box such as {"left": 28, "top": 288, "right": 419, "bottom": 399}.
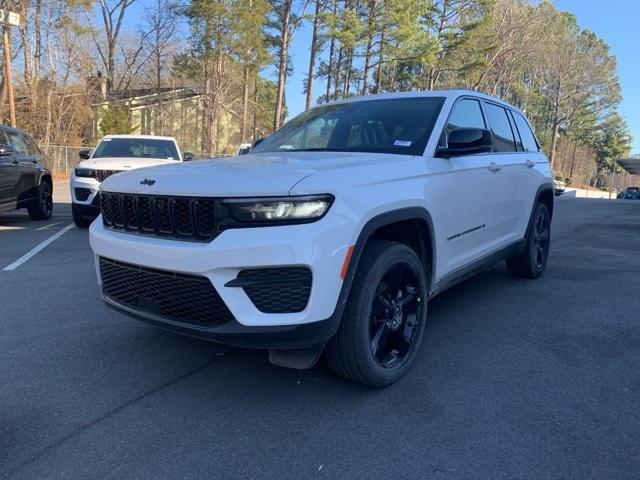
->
{"left": 91, "top": 86, "right": 245, "bottom": 156}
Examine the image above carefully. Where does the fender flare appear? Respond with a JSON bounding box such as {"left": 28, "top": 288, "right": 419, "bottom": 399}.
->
{"left": 527, "top": 182, "right": 555, "bottom": 228}
{"left": 323, "top": 206, "right": 437, "bottom": 338}
{"left": 38, "top": 170, "right": 53, "bottom": 187}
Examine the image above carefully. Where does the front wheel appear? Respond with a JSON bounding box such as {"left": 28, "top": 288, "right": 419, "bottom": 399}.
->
{"left": 324, "top": 240, "right": 428, "bottom": 387}
{"left": 506, "top": 203, "right": 551, "bottom": 278}
{"left": 72, "top": 203, "right": 93, "bottom": 228}
{"left": 27, "top": 180, "right": 53, "bottom": 220}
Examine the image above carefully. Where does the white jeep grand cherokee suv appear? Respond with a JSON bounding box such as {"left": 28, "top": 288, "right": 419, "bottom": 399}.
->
{"left": 71, "top": 135, "right": 192, "bottom": 227}
{"left": 90, "top": 90, "right": 553, "bottom": 386}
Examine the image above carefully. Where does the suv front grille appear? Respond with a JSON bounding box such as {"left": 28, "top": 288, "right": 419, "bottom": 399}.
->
{"left": 99, "top": 257, "right": 234, "bottom": 327}
{"left": 95, "top": 170, "right": 122, "bottom": 182}
{"left": 100, "top": 192, "right": 219, "bottom": 242}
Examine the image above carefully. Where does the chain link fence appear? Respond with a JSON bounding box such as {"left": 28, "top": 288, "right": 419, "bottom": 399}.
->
{"left": 39, "top": 145, "right": 90, "bottom": 177}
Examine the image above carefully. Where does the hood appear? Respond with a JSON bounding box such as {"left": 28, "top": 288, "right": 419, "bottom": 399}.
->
{"left": 100, "top": 151, "right": 416, "bottom": 197}
{"left": 78, "top": 157, "right": 180, "bottom": 171}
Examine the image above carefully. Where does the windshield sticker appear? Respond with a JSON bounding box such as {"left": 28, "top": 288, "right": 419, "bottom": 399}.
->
{"left": 393, "top": 140, "right": 412, "bottom": 147}
{"left": 102, "top": 138, "right": 111, "bottom": 141}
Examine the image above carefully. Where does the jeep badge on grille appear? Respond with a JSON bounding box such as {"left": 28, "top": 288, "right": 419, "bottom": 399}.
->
{"left": 140, "top": 178, "right": 156, "bottom": 186}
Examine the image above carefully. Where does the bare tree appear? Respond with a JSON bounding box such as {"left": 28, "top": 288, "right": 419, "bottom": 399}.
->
{"left": 83, "top": 0, "right": 138, "bottom": 93}
{"left": 143, "top": 0, "right": 180, "bottom": 133}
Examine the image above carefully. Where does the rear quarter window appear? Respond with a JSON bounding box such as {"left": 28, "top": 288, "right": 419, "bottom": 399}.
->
{"left": 483, "top": 103, "right": 516, "bottom": 152}
{"left": 512, "top": 112, "right": 539, "bottom": 152}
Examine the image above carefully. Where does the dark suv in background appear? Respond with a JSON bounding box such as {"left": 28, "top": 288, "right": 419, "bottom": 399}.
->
{"left": 0, "top": 126, "right": 53, "bottom": 220}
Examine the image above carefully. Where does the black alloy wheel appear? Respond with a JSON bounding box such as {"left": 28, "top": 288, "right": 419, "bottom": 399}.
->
{"left": 370, "top": 264, "right": 422, "bottom": 368}
{"left": 506, "top": 202, "right": 551, "bottom": 279}
{"left": 325, "top": 240, "right": 428, "bottom": 387}
{"left": 28, "top": 181, "right": 53, "bottom": 220}
{"left": 532, "top": 210, "right": 550, "bottom": 271}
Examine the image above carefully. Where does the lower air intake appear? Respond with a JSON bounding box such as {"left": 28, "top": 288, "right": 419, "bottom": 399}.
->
{"left": 99, "top": 257, "right": 234, "bottom": 327}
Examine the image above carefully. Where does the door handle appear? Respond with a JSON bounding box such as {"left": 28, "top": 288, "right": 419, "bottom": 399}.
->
{"left": 525, "top": 159, "right": 535, "bottom": 168}
{"left": 12, "top": 159, "right": 19, "bottom": 165}
{"left": 488, "top": 162, "right": 503, "bottom": 172}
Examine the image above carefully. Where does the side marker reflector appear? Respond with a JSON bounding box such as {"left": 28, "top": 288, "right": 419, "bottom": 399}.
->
{"left": 340, "top": 245, "right": 355, "bottom": 279}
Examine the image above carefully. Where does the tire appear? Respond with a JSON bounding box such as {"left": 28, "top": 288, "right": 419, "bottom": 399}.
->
{"left": 506, "top": 203, "right": 551, "bottom": 279}
{"left": 72, "top": 203, "right": 93, "bottom": 228}
{"left": 324, "top": 240, "right": 428, "bottom": 387}
{"left": 27, "top": 180, "right": 53, "bottom": 220}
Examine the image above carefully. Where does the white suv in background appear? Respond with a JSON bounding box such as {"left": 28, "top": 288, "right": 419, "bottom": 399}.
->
{"left": 71, "top": 135, "right": 192, "bottom": 227}
{"left": 90, "top": 90, "right": 554, "bottom": 386}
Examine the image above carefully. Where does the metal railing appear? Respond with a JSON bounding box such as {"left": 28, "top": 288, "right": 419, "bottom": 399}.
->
{"left": 39, "top": 145, "right": 90, "bottom": 175}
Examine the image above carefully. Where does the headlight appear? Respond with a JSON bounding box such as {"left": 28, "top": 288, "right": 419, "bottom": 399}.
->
{"left": 222, "top": 194, "right": 333, "bottom": 224}
{"left": 75, "top": 168, "right": 96, "bottom": 178}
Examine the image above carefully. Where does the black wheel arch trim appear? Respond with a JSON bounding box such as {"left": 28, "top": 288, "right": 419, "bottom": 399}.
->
{"left": 325, "top": 207, "right": 437, "bottom": 339}
{"left": 528, "top": 182, "right": 554, "bottom": 229}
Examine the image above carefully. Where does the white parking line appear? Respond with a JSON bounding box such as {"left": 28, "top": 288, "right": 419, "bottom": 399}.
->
{"left": 36, "top": 221, "right": 62, "bottom": 231}
{"left": 2, "top": 223, "right": 75, "bottom": 271}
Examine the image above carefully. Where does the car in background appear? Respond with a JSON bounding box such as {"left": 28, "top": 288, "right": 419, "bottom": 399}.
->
{"left": 70, "top": 135, "right": 193, "bottom": 227}
{"left": 0, "top": 125, "right": 53, "bottom": 220}
{"left": 553, "top": 178, "right": 566, "bottom": 196}
{"left": 617, "top": 187, "right": 640, "bottom": 200}
{"left": 236, "top": 143, "right": 252, "bottom": 155}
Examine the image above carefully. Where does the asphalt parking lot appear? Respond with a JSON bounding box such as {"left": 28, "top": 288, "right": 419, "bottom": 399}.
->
{"left": 1, "top": 183, "right": 639, "bottom": 479}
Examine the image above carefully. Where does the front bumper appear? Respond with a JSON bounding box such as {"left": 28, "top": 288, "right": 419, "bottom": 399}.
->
{"left": 103, "top": 295, "right": 339, "bottom": 349}
{"left": 90, "top": 207, "right": 355, "bottom": 345}
{"left": 70, "top": 175, "right": 101, "bottom": 205}
{"left": 73, "top": 195, "right": 101, "bottom": 220}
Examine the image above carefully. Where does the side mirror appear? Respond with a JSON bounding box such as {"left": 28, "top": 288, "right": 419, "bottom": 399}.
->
{"left": 79, "top": 149, "right": 91, "bottom": 160}
{"left": 183, "top": 152, "right": 194, "bottom": 161}
{"left": 252, "top": 138, "right": 265, "bottom": 148}
{"left": 435, "top": 128, "right": 493, "bottom": 158}
{"left": 0, "top": 144, "right": 14, "bottom": 156}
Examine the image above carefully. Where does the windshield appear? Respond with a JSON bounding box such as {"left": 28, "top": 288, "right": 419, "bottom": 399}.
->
{"left": 92, "top": 138, "right": 179, "bottom": 160}
{"left": 251, "top": 97, "right": 445, "bottom": 156}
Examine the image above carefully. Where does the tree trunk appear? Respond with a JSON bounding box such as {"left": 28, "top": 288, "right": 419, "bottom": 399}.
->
{"left": 34, "top": 0, "right": 42, "bottom": 79}
{"left": 334, "top": 45, "right": 343, "bottom": 99}
{"left": 273, "top": 1, "right": 291, "bottom": 131}
{"left": 343, "top": 48, "right": 353, "bottom": 96}
{"left": 305, "top": 0, "right": 321, "bottom": 110}
{"left": 325, "top": 0, "right": 337, "bottom": 101}
{"left": 201, "top": 57, "right": 213, "bottom": 155}
{"left": 156, "top": 48, "right": 163, "bottom": 134}
{"left": 252, "top": 78, "right": 259, "bottom": 139}
{"left": 241, "top": 66, "right": 249, "bottom": 140}
{"left": 374, "top": 28, "right": 385, "bottom": 94}
{"left": 548, "top": 121, "right": 560, "bottom": 168}
{"left": 361, "top": 0, "right": 376, "bottom": 95}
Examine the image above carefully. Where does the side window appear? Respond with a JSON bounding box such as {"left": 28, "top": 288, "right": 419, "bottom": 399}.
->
{"left": 5, "top": 130, "right": 28, "bottom": 155}
{"left": 508, "top": 112, "right": 523, "bottom": 151}
{"left": 512, "top": 112, "right": 539, "bottom": 152}
{"left": 0, "top": 129, "right": 9, "bottom": 145}
{"left": 484, "top": 103, "right": 516, "bottom": 152}
{"left": 21, "top": 133, "right": 41, "bottom": 155}
{"left": 440, "top": 98, "right": 486, "bottom": 147}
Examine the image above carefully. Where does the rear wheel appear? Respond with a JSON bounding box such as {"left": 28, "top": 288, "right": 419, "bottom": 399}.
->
{"left": 27, "top": 180, "right": 53, "bottom": 220}
{"left": 325, "top": 240, "right": 428, "bottom": 387}
{"left": 506, "top": 203, "right": 551, "bottom": 278}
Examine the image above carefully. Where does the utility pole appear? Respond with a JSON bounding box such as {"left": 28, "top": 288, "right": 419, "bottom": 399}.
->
{"left": 0, "top": 10, "right": 21, "bottom": 128}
